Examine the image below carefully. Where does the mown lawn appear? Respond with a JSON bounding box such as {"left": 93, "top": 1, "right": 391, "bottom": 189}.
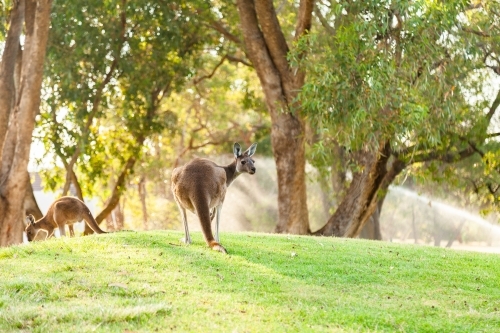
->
{"left": 0, "top": 231, "right": 498, "bottom": 332}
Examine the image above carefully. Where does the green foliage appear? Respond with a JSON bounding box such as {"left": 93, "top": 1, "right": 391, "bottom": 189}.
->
{"left": 0, "top": 232, "right": 499, "bottom": 332}
{"left": 36, "top": 0, "right": 215, "bottom": 198}
{"left": 399, "top": 1, "right": 500, "bottom": 214}
{"left": 293, "top": 0, "right": 478, "bottom": 152}
{"left": 411, "top": 139, "right": 500, "bottom": 216}
{"left": 0, "top": 0, "right": 12, "bottom": 40}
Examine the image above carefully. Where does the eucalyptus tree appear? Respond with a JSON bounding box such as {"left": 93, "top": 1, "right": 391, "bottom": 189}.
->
{"left": 37, "top": 0, "right": 211, "bottom": 229}
{"left": 220, "top": 0, "right": 315, "bottom": 234}
{"left": 293, "top": 1, "right": 500, "bottom": 237}
{"left": 0, "top": 0, "right": 52, "bottom": 246}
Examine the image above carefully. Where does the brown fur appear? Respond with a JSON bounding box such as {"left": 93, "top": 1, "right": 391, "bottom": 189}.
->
{"left": 24, "top": 196, "right": 106, "bottom": 241}
{"left": 171, "top": 143, "right": 257, "bottom": 254}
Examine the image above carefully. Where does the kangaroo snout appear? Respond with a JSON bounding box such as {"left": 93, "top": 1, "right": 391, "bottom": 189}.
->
{"left": 250, "top": 167, "right": 256, "bottom": 174}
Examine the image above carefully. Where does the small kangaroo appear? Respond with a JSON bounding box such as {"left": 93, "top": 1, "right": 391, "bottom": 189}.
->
{"left": 171, "top": 142, "right": 257, "bottom": 254}
{"left": 24, "top": 196, "right": 106, "bottom": 241}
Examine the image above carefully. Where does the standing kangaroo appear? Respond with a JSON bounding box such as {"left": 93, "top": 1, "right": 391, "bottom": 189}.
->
{"left": 171, "top": 143, "right": 257, "bottom": 254}
{"left": 24, "top": 196, "right": 106, "bottom": 241}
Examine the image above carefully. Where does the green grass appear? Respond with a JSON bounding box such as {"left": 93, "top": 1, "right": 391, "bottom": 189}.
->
{"left": 0, "top": 231, "right": 499, "bottom": 333}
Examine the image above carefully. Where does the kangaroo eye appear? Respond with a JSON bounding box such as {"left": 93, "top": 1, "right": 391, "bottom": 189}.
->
{"left": 241, "top": 161, "right": 246, "bottom": 165}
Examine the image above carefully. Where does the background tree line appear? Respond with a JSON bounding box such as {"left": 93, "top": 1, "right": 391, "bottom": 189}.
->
{"left": 0, "top": 0, "right": 499, "bottom": 246}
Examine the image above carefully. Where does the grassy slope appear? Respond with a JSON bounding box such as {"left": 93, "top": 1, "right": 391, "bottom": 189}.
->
{"left": 0, "top": 231, "right": 499, "bottom": 333}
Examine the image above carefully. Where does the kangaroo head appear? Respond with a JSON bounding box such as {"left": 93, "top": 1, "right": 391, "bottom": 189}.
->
{"left": 24, "top": 215, "right": 37, "bottom": 241}
{"left": 233, "top": 143, "right": 257, "bottom": 175}
{"left": 24, "top": 215, "right": 47, "bottom": 242}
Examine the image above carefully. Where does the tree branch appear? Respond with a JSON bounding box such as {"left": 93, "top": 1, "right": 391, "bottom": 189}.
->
{"left": 313, "top": 4, "right": 335, "bottom": 35}
{"left": 395, "top": 140, "right": 475, "bottom": 164}
{"left": 398, "top": 86, "right": 500, "bottom": 165}
{"left": 254, "top": 0, "right": 290, "bottom": 80}
{"left": 462, "top": 27, "right": 492, "bottom": 38}
{"left": 208, "top": 20, "right": 242, "bottom": 45}
{"left": 94, "top": 155, "right": 137, "bottom": 225}
{"left": 194, "top": 54, "right": 253, "bottom": 85}
{"left": 236, "top": 0, "right": 282, "bottom": 92}
{"left": 194, "top": 55, "right": 228, "bottom": 84}
{"left": 226, "top": 54, "right": 252, "bottom": 67}
{"left": 486, "top": 88, "right": 500, "bottom": 121}
{"left": 467, "top": 140, "right": 500, "bottom": 176}
{"left": 92, "top": 135, "right": 147, "bottom": 229}
{"left": 295, "top": 0, "right": 314, "bottom": 40}
{"left": 411, "top": 57, "right": 448, "bottom": 85}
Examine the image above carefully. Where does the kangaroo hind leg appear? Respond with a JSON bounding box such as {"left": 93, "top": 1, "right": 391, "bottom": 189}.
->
{"left": 215, "top": 204, "right": 223, "bottom": 243}
{"left": 58, "top": 223, "right": 66, "bottom": 237}
{"left": 175, "top": 200, "right": 191, "bottom": 244}
{"left": 68, "top": 224, "right": 75, "bottom": 237}
{"left": 53, "top": 208, "right": 67, "bottom": 237}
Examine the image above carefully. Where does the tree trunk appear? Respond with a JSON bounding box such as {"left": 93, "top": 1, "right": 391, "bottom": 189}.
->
{"left": 105, "top": 213, "right": 114, "bottom": 232}
{"left": 84, "top": 154, "right": 137, "bottom": 234}
{"left": 95, "top": 155, "right": 136, "bottom": 224}
{"left": 314, "top": 142, "right": 392, "bottom": 237}
{"left": 116, "top": 199, "right": 125, "bottom": 230}
{"left": 271, "top": 111, "right": 309, "bottom": 234}
{"left": 317, "top": 142, "right": 407, "bottom": 239}
{"left": 0, "top": 0, "right": 53, "bottom": 247}
{"left": 358, "top": 158, "right": 404, "bottom": 241}
{"left": 60, "top": 158, "right": 84, "bottom": 200}
{"left": 138, "top": 176, "right": 149, "bottom": 230}
{"left": 236, "top": 0, "right": 313, "bottom": 234}
{"left": 358, "top": 201, "right": 383, "bottom": 240}
{"left": 445, "top": 220, "right": 465, "bottom": 248}
{"left": 105, "top": 200, "right": 125, "bottom": 232}
{"left": 330, "top": 143, "right": 348, "bottom": 205}
{"left": 432, "top": 211, "right": 441, "bottom": 247}
{"left": 411, "top": 204, "right": 419, "bottom": 244}
{"left": 24, "top": 172, "right": 43, "bottom": 220}
{"left": 0, "top": 0, "right": 24, "bottom": 161}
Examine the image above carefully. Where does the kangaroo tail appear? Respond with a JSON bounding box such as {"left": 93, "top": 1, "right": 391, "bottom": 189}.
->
{"left": 84, "top": 210, "right": 106, "bottom": 234}
{"left": 192, "top": 196, "right": 226, "bottom": 253}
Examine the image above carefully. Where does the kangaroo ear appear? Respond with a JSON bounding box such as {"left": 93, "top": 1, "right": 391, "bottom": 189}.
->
{"left": 233, "top": 143, "right": 242, "bottom": 157}
{"left": 24, "top": 215, "right": 35, "bottom": 227}
{"left": 244, "top": 143, "right": 257, "bottom": 157}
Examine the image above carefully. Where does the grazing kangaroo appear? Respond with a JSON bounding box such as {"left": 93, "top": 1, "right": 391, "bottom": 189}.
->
{"left": 24, "top": 196, "right": 106, "bottom": 241}
{"left": 171, "top": 143, "right": 257, "bottom": 254}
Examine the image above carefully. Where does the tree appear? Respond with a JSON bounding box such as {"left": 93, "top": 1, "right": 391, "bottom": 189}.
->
{"left": 295, "top": 1, "right": 500, "bottom": 237}
{"left": 0, "top": 0, "right": 53, "bottom": 246}
{"left": 35, "top": 0, "right": 210, "bottom": 231}
{"left": 231, "top": 0, "right": 314, "bottom": 234}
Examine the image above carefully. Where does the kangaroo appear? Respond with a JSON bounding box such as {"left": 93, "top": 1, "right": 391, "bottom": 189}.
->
{"left": 171, "top": 142, "right": 257, "bottom": 254}
{"left": 24, "top": 196, "right": 106, "bottom": 241}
